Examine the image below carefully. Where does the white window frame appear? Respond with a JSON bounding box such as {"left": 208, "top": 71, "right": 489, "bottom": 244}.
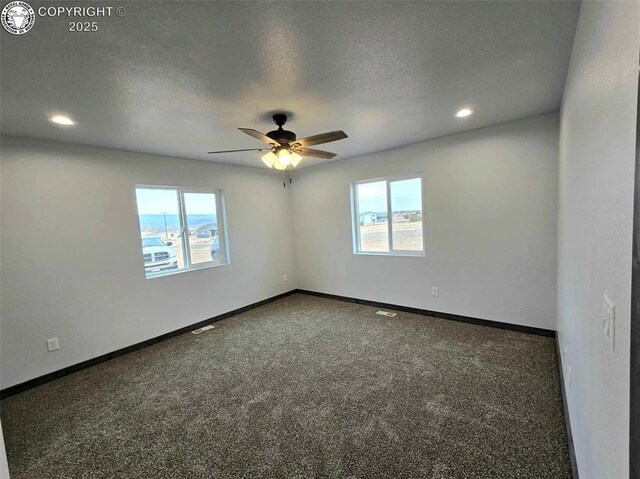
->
{"left": 135, "top": 185, "right": 230, "bottom": 279}
{"left": 351, "top": 174, "right": 425, "bottom": 257}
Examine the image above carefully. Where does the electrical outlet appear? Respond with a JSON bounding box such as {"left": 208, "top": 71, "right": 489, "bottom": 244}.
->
{"left": 602, "top": 295, "right": 615, "bottom": 351}
{"left": 46, "top": 337, "right": 59, "bottom": 352}
{"left": 431, "top": 287, "right": 439, "bottom": 297}
{"left": 283, "top": 274, "right": 288, "bottom": 283}
{"left": 563, "top": 346, "right": 568, "bottom": 356}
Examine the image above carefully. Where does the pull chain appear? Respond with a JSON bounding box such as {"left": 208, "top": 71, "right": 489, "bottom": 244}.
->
{"left": 283, "top": 170, "right": 292, "bottom": 187}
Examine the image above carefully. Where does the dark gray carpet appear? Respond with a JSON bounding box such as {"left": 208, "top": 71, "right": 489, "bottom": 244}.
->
{"left": 1, "top": 294, "right": 571, "bottom": 478}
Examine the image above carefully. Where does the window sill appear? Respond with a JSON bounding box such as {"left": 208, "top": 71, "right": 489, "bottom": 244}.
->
{"left": 145, "top": 260, "right": 230, "bottom": 279}
{"left": 353, "top": 251, "right": 425, "bottom": 257}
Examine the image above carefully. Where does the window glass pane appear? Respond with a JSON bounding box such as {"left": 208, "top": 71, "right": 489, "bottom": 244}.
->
{"left": 356, "top": 181, "right": 389, "bottom": 252}
{"left": 136, "top": 188, "right": 183, "bottom": 277}
{"left": 184, "top": 192, "right": 225, "bottom": 265}
{"left": 390, "top": 178, "right": 423, "bottom": 251}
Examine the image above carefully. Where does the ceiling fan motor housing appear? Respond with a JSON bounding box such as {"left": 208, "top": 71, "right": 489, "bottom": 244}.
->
{"left": 267, "top": 129, "right": 296, "bottom": 144}
{"left": 267, "top": 114, "right": 296, "bottom": 145}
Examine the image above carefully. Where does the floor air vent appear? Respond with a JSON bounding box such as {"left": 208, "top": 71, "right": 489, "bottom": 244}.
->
{"left": 376, "top": 311, "right": 397, "bottom": 317}
{"left": 192, "top": 325, "right": 215, "bottom": 335}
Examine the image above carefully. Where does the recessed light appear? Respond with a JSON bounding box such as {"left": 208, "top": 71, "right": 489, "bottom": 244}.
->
{"left": 50, "top": 115, "right": 75, "bottom": 126}
{"left": 455, "top": 108, "right": 475, "bottom": 118}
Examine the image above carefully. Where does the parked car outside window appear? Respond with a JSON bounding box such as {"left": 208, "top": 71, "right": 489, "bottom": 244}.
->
{"left": 141, "top": 237, "right": 178, "bottom": 274}
{"left": 210, "top": 235, "right": 220, "bottom": 260}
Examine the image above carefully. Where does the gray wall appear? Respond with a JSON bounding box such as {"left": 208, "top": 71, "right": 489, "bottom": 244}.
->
{"left": 0, "top": 136, "right": 297, "bottom": 388}
{"left": 291, "top": 114, "right": 559, "bottom": 330}
{"left": 557, "top": 2, "right": 640, "bottom": 478}
{"left": 0, "top": 139, "right": 8, "bottom": 478}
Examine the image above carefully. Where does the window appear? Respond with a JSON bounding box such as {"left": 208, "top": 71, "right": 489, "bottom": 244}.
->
{"left": 351, "top": 175, "right": 424, "bottom": 255}
{"left": 135, "top": 186, "right": 228, "bottom": 278}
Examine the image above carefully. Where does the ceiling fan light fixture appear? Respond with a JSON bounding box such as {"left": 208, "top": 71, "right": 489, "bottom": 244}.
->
{"left": 261, "top": 151, "right": 277, "bottom": 168}
{"left": 290, "top": 152, "right": 303, "bottom": 167}
{"left": 278, "top": 148, "right": 292, "bottom": 166}
{"left": 273, "top": 158, "right": 286, "bottom": 170}
{"left": 207, "top": 113, "right": 347, "bottom": 172}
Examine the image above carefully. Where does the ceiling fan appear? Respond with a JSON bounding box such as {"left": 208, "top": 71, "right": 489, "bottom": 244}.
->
{"left": 207, "top": 113, "right": 348, "bottom": 170}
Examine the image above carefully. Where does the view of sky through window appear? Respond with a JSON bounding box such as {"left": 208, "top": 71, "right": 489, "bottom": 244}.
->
{"left": 354, "top": 176, "right": 423, "bottom": 254}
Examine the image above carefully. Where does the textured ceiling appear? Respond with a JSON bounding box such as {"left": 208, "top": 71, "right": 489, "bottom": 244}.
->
{"left": 1, "top": 1, "right": 580, "bottom": 169}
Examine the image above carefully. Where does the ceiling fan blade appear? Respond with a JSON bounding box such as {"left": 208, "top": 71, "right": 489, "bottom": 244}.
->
{"left": 296, "top": 147, "right": 337, "bottom": 159}
{"left": 292, "top": 130, "right": 347, "bottom": 148}
{"left": 207, "top": 147, "right": 271, "bottom": 154}
{"left": 238, "top": 128, "right": 280, "bottom": 146}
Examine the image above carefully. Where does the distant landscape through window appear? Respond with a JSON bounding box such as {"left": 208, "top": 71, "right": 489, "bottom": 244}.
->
{"left": 353, "top": 175, "right": 424, "bottom": 255}
{"left": 135, "top": 186, "right": 228, "bottom": 278}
